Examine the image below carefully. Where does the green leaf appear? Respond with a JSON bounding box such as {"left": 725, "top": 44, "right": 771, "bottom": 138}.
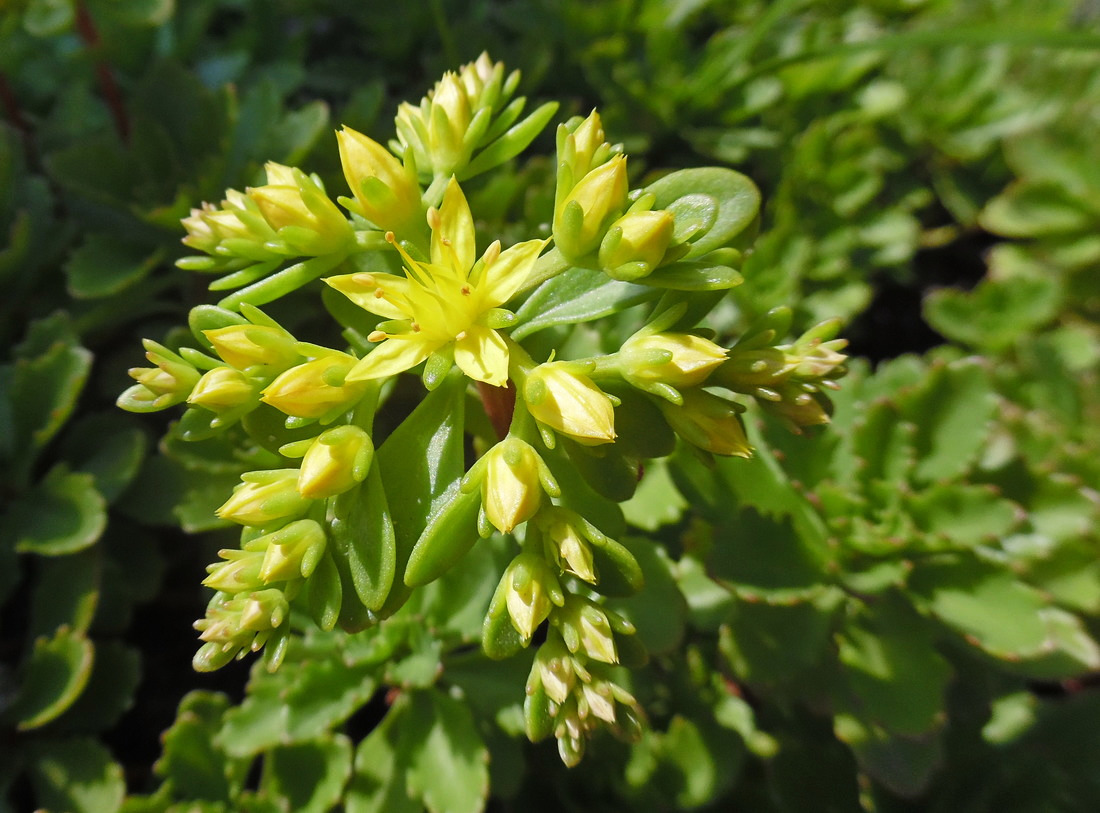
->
{"left": 980, "top": 180, "right": 1094, "bottom": 238}
{"left": 330, "top": 465, "right": 396, "bottom": 611}
{"left": 308, "top": 549, "right": 343, "bottom": 632}
{"left": 607, "top": 537, "right": 684, "bottom": 656}
{"left": 23, "top": 0, "right": 75, "bottom": 36}
{"left": 346, "top": 700, "right": 420, "bottom": 813}
{"left": 48, "top": 640, "right": 141, "bottom": 733}
{"left": 61, "top": 413, "right": 148, "bottom": 504}
{"left": 155, "top": 692, "right": 242, "bottom": 802}
{"left": 834, "top": 599, "right": 951, "bottom": 736}
{"left": 403, "top": 690, "right": 490, "bottom": 813}
{"left": 833, "top": 714, "right": 942, "bottom": 798}
{"left": 64, "top": 232, "right": 165, "bottom": 298}
{"left": 905, "top": 484, "right": 1020, "bottom": 547}
{"left": 268, "top": 100, "right": 330, "bottom": 167}
{"left": 6, "top": 626, "right": 95, "bottom": 730}
{"left": 5, "top": 465, "right": 107, "bottom": 556}
{"left": 404, "top": 482, "right": 482, "bottom": 587}
{"left": 899, "top": 359, "right": 996, "bottom": 484}
{"left": 218, "top": 650, "right": 377, "bottom": 757}
{"left": 28, "top": 737, "right": 125, "bottom": 813}
{"left": 261, "top": 736, "right": 353, "bottom": 813}
{"left": 909, "top": 555, "right": 1048, "bottom": 659}
{"left": 29, "top": 549, "right": 99, "bottom": 638}
{"left": 621, "top": 458, "right": 687, "bottom": 531}
{"left": 374, "top": 371, "right": 467, "bottom": 617}
{"left": 1001, "top": 608, "right": 1100, "bottom": 680}
{"left": 511, "top": 266, "right": 659, "bottom": 340}
{"left": 645, "top": 167, "right": 761, "bottom": 258}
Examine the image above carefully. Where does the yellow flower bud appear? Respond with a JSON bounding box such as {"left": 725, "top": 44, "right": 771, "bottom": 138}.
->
{"left": 203, "top": 549, "right": 266, "bottom": 593}
{"left": 204, "top": 324, "right": 300, "bottom": 371}
{"left": 598, "top": 209, "right": 674, "bottom": 279}
{"left": 557, "top": 596, "right": 618, "bottom": 664}
{"left": 429, "top": 72, "right": 472, "bottom": 168}
{"left": 568, "top": 110, "right": 607, "bottom": 179}
{"left": 248, "top": 163, "right": 352, "bottom": 255}
{"left": 188, "top": 367, "right": 257, "bottom": 412}
{"left": 296, "top": 425, "right": 374, "bottom": 500}
{"left": 481, "top": 438, "right": 544, "bottom": 533}
{"left": 659, "top": 389, "right": 752, "bottom": 457}
{"left": 119, "top": 340, "right": 201, "bottom": 411}
{"left": 529, "top": 637, "right": 576, "bottom": 705}
{"left": 257, "top": 519, "right": 328, "bottom": 583}
{"left": 336, "top": 126, "right": 422, "bottom": 233}
{"left": 525, "top": 363, "right": 616, "bottom": 445}
{"left": 555, "top": 154, "right": 629, "bottom": 260}
{"left": 503, "top": 553, "right": 562, "bottom": 641}
{"left": 620, "top": 332, "right": 727, "bottom": 388}
{"left": 217, "top": 469, "right": 312, "bottom": 526}
{"left": 260, "top": 352, "right": 364, "bottom": 419}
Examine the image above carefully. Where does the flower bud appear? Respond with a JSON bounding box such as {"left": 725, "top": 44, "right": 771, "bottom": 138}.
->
{"left": 481, "top": 438, "right": 545, "bottom": 533}
{"left": 248, "top": 162, "right": 353, "bottom": 256}
{"left": 537, "top": 508, "right": 597, "bottom": 583}
{"left": 598, "top": 209, "right": 674, "bottom": 279}
{"left": 204, "top": 324, "right": 300, "bottom": 371}
{"left": 188, "top": 366, "right": 257, "bottom": 413}
{"left": 297, "top": 425, "right": 374, "bottom": 500}
{"left": 119, "top": 340, "right": 202, "bottom": 412}
{"left": 658, "top": 389, "right": 752, "bottom": 457}
{"left": 336, "top": 126, "right": 422, "bottom": 233}
{"left": 257, "top": 519, "right": 328, "bottom": 583}
{"left": 503, "top": 553, "right": 563, "bottom": 641}
{"left": 261, "top": 352, "right": 364, "bottom": 419}
{"left": 524, "top": 363, "right": 616, "bottom": 445}
{"left": 203, "top": 548, "right": 266, "bottom": 593}
{"left": 554, "top": 155, "right": 629, "bottom": 261}
{"left": 620, "top": 332, "right": 727, "bottom": 388}
{"left": 238, "top": 589, "right": 290, "bottom": 632}
{"left": 565, "top": 110, "right": 608, "bottom": 180}
{"left": 180, "top": 189, "right": 279, "bottom": 266}
{"left": 217, "top": 469, "right": 313, "bottom": 526}
{"left": 556, "top": 596, "right": 618, "bottom": 664}
{"left": 429, "top": 72, "right": 473, "bottom": 171}
{"left": 529, "top": 637, "right": 577, "bottom": 705}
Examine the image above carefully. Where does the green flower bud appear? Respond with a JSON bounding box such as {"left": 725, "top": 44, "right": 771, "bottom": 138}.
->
{"left": 620, "top": 332, "right": 727, "bottom": 388}
{"left": 536, "top": 508, "right": 597, "bottom": 584}
{"left": 297, "top": 425, "right": 374, "bottom": 500}
{"left": 525, "top": 363, "right": 616, "bottom": 445}
{"left": 658, "top": 389, "right": 752, "bottom": 457}
{"left": 203, "top": 548, "right": 266, "bottom": 593}
{"left": 529, "top": 637, "right": 577, "bottom": 705}
{"left": 119, "top": 340, "right": 201, "bottom": 412}
{"left": 217, "top": 469, "right": 312, "bottom": 527}
{"left": 555, "top": 596, "right": 618, "bottom": 664}
{"left": 598, "top": 209, "right": 674, "bottom": 280}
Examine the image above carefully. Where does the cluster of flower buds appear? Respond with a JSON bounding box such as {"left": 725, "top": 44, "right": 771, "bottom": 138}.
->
{"left": 712, "top": 307, "right": 848, "bottom": 431}
{"left": 118, "top": 340, "right": 202, "bottom": 412}
{"left": 393, "top": 52, "right": 559, "bottom": 187}
{"left": 179, "top": 163, "right": 353, "bottom": 291}
{"left": 525, "top": 633, "right": 645, "bottom": 766}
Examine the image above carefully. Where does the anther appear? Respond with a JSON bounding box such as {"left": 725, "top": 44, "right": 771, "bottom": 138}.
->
{"left": 351, "top": 273, "right": 376, "bottom": 287}
{"left": 461, "top": 285, "right": 471, "bottom": 296}
{"left": 368, "top": 330, "right": 387, "bottom": 343}
{"left": 411, "top": 323, "right": 422, "bottom": 333}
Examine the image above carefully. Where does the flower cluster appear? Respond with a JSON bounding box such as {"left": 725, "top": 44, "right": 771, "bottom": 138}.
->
{"left": 118, "top": 56, "right": 845, "bottom": 765}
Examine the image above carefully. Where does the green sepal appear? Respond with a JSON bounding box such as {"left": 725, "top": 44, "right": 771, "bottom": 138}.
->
{"left": 482, "top": 574, "right": 527, "bottom": 660}
{"left": 562, "top": 438, "right": 639, "bottom": 503}
{"left": 523, "top": 681, "right": 555, "bottom": 742}
{"left": 460, "top": 101, "right": 560, "bottom": 180}
{"left": 589, "top": 534, "right": 645, "bottom": 598}
{"left": 188, "top": 304, "right": 248, "bottom": 350}
{"left": 404, "top": 483, "right": 483, "bottom": 587}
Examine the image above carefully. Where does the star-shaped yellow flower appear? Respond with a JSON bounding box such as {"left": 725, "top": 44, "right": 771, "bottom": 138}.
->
{"left": 327, "top": 178, "right": 545, "bottom": 387}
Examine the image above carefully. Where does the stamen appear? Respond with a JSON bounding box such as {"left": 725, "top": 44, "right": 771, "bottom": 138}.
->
{"left": 455, "top": 330, "right": 467, "bottom": 341}
{"left": 482, "top": 240, "right": 501, "bottom": 266}
{"left": 411, "top": 323, "right": 422, "bottom": 333}
{"left": 374, "top": 289, "right": 386, "bottom": 299}
{"left": 368, "top": 330, "right": 387, "bottom": 343}
{"left": 461, "top": 285, "right": 471, "bottom": 296}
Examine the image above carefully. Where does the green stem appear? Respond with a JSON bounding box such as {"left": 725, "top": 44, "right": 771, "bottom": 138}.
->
{"left": 520, "top": 246, "right": 574, "bottom": 294}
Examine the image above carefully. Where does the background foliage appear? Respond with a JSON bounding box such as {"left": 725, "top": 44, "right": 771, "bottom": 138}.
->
{"left": 1, "top": 0, "right": 1098, "bottom": 810}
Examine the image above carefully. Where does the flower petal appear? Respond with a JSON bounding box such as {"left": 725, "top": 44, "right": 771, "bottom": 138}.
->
{"left": 479, "top": 238, "right": 548, "bottom": 307}
{"left": 345, "top": 335, "right": 436, "bottom": 381}
{"left": 455, "top": 326, "right": 509, "bottom": 387}
{"left": 324, "top": 273, "right": 411, "bottom": 320}
{"left": 432, "top": 177, "right": 475, "bottom": 272}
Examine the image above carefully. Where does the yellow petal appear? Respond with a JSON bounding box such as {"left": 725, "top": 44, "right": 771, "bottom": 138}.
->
{"left": 345, "top": 335, "right": 435, "bottom": 381}
{"left": 432, "top": 177, "right": 475, "bottom": 272}
{"left": 324, "top": 273, "right": 410, "bottom": 320}
{"left": 479, "top": 238, "right": 547, "bottom": 307}
{"left": 454, "top": 325, "right": 509, "bottom": 387}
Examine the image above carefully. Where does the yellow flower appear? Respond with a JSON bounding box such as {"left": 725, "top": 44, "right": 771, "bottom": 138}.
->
{"left": 524, "top": 363, "right": 616, "bottom": 445}
{"left": 328, "top": 177, "right": 546, "bottom": 387}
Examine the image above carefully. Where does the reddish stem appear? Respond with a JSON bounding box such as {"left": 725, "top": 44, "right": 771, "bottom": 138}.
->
{"left": 0, "top": 73, "right": 33, "bottom": 161}
{"left": 477, "top": 381, "right": 516, "bottom": 440}
{"left": 74, "top": 0, "right": 129, "bottom": 142}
